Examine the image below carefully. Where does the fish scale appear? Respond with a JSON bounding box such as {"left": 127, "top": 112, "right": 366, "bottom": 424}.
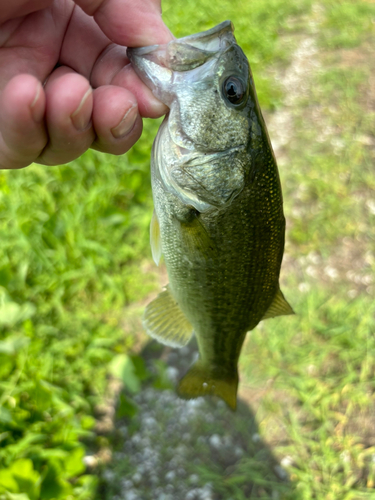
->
{"left": 128, "top": 21, "right": 293, "bottom": 410}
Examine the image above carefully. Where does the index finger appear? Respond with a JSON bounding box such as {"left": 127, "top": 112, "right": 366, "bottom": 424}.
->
{"left": 74, "top": 0, "right": 173, "bottom": 47}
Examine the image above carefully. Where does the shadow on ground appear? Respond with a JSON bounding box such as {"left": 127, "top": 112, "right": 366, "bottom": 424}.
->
{"left": 97, "top": 338, "right": 302, "bottom": 500}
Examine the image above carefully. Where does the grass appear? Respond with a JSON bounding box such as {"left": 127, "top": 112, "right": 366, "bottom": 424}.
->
{"left": 238, "top": 1, "right": 375, "bottom": 498}
{"left": 0, "top": 123, "right": 161, "bottom": 499}
{"left": 0, "top": 0, "right": 375, "bottom": 499}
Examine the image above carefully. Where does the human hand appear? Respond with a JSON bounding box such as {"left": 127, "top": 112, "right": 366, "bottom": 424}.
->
{"left": 0, "top": 0, "right": 173, "bottom": 169}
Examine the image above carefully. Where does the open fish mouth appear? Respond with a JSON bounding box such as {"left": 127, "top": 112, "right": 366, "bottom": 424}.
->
{"left": 127, "top": 20, "right": 237, "bottom": 105}
{"left": 128, "top": 20, "right": 251, "bottom": 212}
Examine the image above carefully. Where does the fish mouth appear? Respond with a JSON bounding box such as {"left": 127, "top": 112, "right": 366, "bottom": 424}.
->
{"left": 127, "top": 21, "right": 236, "bottom": 104}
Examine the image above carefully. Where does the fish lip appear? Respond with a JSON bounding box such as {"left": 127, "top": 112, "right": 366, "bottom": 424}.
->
{"left": 127, "top": 20, "right": 234, "bottom": 58}
{"left": 128, "top": 44, "right": 160, "bottom": 57}
{"left": 127, "top": 21, "right": 237, "bottom": 101}
{"left": 177, "top": 20, "right": 234, "bottom": 44}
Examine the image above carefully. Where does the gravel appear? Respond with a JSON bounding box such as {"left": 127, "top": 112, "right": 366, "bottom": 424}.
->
{"left": 98, "top": 338, "right": 289, "bottom": 499}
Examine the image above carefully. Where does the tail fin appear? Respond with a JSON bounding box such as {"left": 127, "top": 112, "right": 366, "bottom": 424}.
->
{"left": 177, "top": 361, "right": 238, "bottom": 411}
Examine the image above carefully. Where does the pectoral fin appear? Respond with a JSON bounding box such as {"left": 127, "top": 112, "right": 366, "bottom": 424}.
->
{"left": 177, "top": 360, "right": 238, "bottom": 411}
{"left": 143, "top": 285, "right": 193, "bottom": 347}
{"left": 262, "top": 287, "right": 294, "bottom": 320}
{"left": 150, "top": 209, "right": 162, "bottom": 266}
{"left": 179, "top": 211, "right": 216, "bottom": 261}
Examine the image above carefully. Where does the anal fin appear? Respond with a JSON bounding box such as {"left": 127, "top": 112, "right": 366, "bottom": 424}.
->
{"left": 143, "top": 285, "right": 193, "bottom": 348}
{"left": 177, "top": 360, "right": 238, "bottom": 411}
{"left": 262, "top": 287, "right": 294, "bottom": 320}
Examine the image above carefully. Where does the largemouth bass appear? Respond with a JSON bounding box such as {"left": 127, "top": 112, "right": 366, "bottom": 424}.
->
{"left": 128, "top": 21, "right": 293, "bottom": 410}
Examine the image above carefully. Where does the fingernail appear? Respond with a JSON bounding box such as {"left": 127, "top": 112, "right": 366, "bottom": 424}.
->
{"left": 71, "top": 88, "right": 92, "bottom": 131}
{"left": 111, "top": 105, "right": 138, "bottom": 139}
{"left": 30, "top": 84, "right": 44, "bottom": 122}
{"left": 147, "top": 95, "right": 169, "bottom": 117}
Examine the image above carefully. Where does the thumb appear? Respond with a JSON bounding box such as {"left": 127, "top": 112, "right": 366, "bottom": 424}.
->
{"left": 73, "top": 0, "right": 173, "bottom": 47}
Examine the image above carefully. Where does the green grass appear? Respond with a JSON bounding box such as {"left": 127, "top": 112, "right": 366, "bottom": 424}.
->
{"left": 319, "top": 0, "right": 375, "bottom": 49}
{"left": 0, "top": 122, "right": 161, "bottom": 499}
{"left": 1, "top": 0, "right": 375, "bottom": 499}
{"left": 238, "top": 1, "right": 375, "bottom": 498}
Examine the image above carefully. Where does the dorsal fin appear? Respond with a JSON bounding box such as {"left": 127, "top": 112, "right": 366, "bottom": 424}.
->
{"left": 150, "top": 209, "right": 162, "bottom": 266}
{"left": 262, "top": 288, "right": 294, "bottom": 320}
{"left": 143, "top": 285, "right": 193, "bottom": 347}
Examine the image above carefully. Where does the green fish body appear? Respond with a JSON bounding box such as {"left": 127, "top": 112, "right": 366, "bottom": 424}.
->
{"left": 128, "top": 21, "right": 293, "bottom": 410}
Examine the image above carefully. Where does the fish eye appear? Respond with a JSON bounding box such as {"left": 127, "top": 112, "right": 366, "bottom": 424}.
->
{"left": 223, "top": 76, "right": 246, "bottom": 105}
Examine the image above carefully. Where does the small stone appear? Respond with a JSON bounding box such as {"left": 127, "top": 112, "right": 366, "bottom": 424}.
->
{"left": 124, "top": 490, "right": 138, "bottom": 500}
{"left": 252, "top": 432, "right": 261, "bottom": 443}
{"left": 177, "top": 467, "right": 186, "bottom": 477}
{"left": 200, "top": 484, "right": 213, "bottom": 500}
{"left": 176, "top": 444, "right": 187, "bottom": 456}
{"left": 185, "top": 489, "right": 199, "bottom": 500}
{"left": 158, "top": 494, "right": 172, "bottom": 500}
{"left": 187, "top": 398, "right": 203, "bottom": 408}
{"left": 102, "top": 469, "right": 114, "bottom": 482}
{"left": 165, "top": 470, "right": 176, "bottom": 482}
{"left": 274, "top": 465, "right": 288, "bottom": 481}
{"left": 189, "top": 474, "right": 199, "bottom": 485}
{"left": 166, "top": 366, "right": 179, "bottom": 383}
{"left": 121, "top": 480, "right": 133, "bottom": 490}
{"left": 132, "top": 472, "right": 142, "bottom": 485}
{"left": 150, "top": 474, "right": 159, "bottom": 485}
{"left": 143, "top": 416, "right": 157, "bottom": 429}
{"left": 209, "top": 434, "right": 221, "bottom": 449}
{"left": 200, "top": 492, "right": 213, "bottom": 500}
{"left": 281, "top": 455, "right": 293, "bottom": 468}
{"left": 131, "top": 433, "right": 142, "bottom": 445}
{"left": 83, "top": 455, "right": 97, "bottom": 467}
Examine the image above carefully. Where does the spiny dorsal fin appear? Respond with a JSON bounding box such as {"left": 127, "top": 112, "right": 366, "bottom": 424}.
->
{"left": 150, "top": 209, "right": 162, "bottom": 266}
{"left": 262, "top": 288, "right": 294, "bottom": 320}
{"left": 143, "top": 285, "right": 193, "bottom": 347}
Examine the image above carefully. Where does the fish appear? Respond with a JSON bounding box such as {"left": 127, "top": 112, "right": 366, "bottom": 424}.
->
{"left": 127, "top": 21, "right": 293, "bottom": 411}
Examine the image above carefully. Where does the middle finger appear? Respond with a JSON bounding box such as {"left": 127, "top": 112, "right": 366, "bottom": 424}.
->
{"left": 37, "top": 66, "right": 95, "bottom": 165}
